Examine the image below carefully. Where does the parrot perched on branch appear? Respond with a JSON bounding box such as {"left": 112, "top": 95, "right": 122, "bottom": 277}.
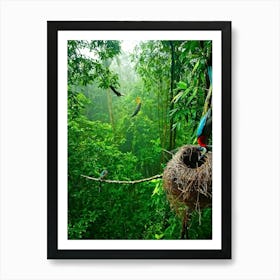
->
{"left": 99, "top": 170, "right": 108, "bottom": 180}
{"left": 98, "top": 169, "right": 108, "bottom": 192}
{"left": 131, "top": 97, "right": 141, "bottom": 117}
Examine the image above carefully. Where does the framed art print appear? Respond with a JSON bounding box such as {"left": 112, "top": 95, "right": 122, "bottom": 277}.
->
{"left": 47, "top": 21, "right": 231, "bottom": 259}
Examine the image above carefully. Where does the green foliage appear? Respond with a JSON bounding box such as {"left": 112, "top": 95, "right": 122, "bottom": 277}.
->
{"left": 188, "top": 208, "right": 212, "bottom": 239}
{"left": 67, "top": 40, "right": 212, "bottom": 240}
{"left": 68, "top": 40, "right": 121, "bottom": 87}
{"left": 171, "top": 40, "right": 212, "bottom": 143}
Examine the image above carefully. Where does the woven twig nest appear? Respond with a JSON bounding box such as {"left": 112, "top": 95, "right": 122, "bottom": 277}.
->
{"left": 163, "top": 145, "right": 212, "bottom": 216}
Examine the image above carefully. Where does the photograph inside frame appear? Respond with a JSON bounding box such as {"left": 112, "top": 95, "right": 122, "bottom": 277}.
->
{"left": 67, "top": 39, "right": 213, "bottom": 240}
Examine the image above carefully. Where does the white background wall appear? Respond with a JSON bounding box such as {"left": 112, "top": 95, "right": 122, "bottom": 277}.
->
{"left": 0, "top": 0, "right": 279, "bottom": 279}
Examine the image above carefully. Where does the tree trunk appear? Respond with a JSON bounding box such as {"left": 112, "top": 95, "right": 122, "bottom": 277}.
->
{"left": 106, "top": 88, "right": 114, "bottom": 131}
{"left": 168, "top": 41, "right": 176, "bottom": 151}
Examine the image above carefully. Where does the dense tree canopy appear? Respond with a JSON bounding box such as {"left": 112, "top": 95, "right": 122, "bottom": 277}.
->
{"left": 68, "top": 39, "right": 212, "bottom": 240}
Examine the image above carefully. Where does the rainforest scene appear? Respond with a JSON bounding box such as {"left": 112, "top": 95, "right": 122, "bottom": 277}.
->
{"left": 68, "top": 40, "right": 213, "bottom": 240}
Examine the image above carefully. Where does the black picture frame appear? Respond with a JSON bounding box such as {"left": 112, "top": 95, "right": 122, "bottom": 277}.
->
{"left": 47, "top": 21, "right": 231, "bottom": 259}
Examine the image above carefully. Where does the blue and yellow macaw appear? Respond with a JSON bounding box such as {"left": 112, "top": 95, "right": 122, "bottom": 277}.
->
{"left": 197, "top": 66, "right": 212, "bottom": 159}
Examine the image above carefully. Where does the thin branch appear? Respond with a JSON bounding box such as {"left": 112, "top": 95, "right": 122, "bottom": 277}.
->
{"left": 81, "top": 174, "right": 163, "bottom": 184}
{"left": 162, "top": 149, "right": 174, "bottom": 156}
{"left": 203, "top": 84, "right": 212, "bottom": 115}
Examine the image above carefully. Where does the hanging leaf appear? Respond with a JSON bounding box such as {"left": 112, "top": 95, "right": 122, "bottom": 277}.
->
{"left": 152, "top": 182, "right": 161, "bottom": 196}
{"left": 177, "top": 81, "right": 187, "bottom": 90}
{"left": 155, "top": 233, "right": 164, "bottom": 240}
{"left": 172, "top": 91, "right": 184, "bottom": 103}
{"left": 192, "top": 60, "right": 200, "bottom": 74}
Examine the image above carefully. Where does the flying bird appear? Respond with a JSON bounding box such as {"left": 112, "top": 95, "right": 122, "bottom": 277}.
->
{"left": 109, "top": 85, "right": 123, "bottom": 97}
{"left": 131, "top": 97, "right": 141, "bottom": 117}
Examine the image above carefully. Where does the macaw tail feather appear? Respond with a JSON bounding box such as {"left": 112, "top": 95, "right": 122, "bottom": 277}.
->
{"left": 207, "top": 66, "right": 212, "bottom": 85}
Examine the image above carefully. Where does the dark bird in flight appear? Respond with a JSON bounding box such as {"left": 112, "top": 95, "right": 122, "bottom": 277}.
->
{"left": 109, "top": 85, "right": 123, "bottom": 97}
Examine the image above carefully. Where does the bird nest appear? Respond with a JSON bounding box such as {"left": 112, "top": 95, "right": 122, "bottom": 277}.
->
{"left": 163, "top": 145, "right": 212, "bottom": 217}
